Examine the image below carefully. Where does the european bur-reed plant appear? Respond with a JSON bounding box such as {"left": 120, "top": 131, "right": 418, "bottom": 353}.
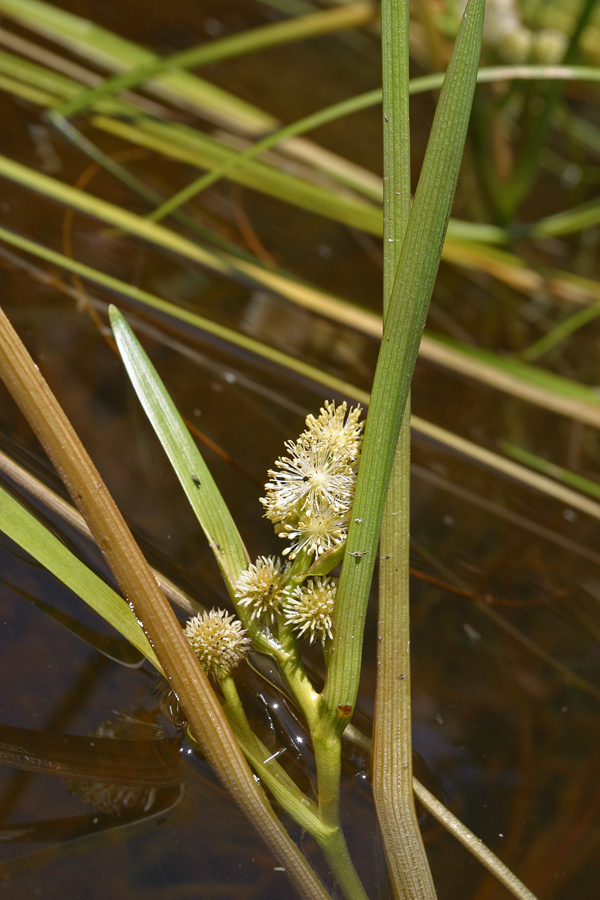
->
{"left": 0, "top": 0, "right": 539, "bottom": 897}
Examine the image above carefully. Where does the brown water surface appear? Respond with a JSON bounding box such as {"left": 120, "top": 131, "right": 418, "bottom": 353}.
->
{"left": 0, "top": 1, "right": 599, "bottom": 898}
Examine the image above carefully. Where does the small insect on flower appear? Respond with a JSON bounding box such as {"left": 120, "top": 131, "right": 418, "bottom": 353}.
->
{"left": 283, "top": 576, "right": 337, "bottom": 644}
{"left": 184, "top": 609, "right": 250, "bottom": 680}
{"left": 235, "top": 556, "right": 290, "bottom": 623}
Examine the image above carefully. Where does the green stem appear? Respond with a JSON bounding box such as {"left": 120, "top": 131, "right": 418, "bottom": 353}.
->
{"left": 502, "top": 441, "right": 600, "bottom": 502}
{"left": 318, "top": 826, "right": 370, "bottom": 900}
{"left": 374, "top": 407, "right": 437, "bottom": 900}
{"left": 519, "top": 301, "right": 600, "bottom": 362}
{"left": 311, "top": 725, "right": 342, "bottom": 829}
{"left": 413, "top": 780, "right": 538, "bottom": 900}
{"left": 274, "top": 621, "right": 321, "bottom": 730}
{"left": 221, "top": 676, "right": 368, "bottom": 900}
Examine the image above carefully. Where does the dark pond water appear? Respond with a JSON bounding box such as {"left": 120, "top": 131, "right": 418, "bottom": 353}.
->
{"left": 0, "top": 1, "right": 599, "bottom": 898}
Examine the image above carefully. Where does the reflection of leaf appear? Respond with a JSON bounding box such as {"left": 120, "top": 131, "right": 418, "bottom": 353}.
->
{"left": 0, "top": 485, "right": 160, "bottom": 670}
{"left": 0, "top": 575, "right": 143, "bottom": 667}
{"left": 0, "top": 810, "right": 167, "bottom": 843}
{"left": 0, "top": 722, "right": 183, "bottom": 786}
{"left": 0, "top": 786, "right": 190, "bottom": 881}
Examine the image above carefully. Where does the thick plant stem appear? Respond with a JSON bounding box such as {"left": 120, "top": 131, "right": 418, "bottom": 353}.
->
{"left": 0, "top": 305, "right": 331, "bottom": 900}
{"left": 311, "top": 732, "right": 369, "bottom": 900}
{"left": 374, "top": 407, "right": 437, "bottom": 900}
{"left": 318, "top": 825, "right": 370, "bottom": 900}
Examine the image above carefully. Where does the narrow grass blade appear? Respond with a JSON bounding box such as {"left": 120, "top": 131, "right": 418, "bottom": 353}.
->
{"left": 4, "top": 45, "right": 600, "bottom": 245}
{"left": 413, "top": 780, "right": 538, "bottom": 900}
{"left": 146, "top": 88, "right": 383, "bottom": 223}
{"left": 0, "top": 154, "right": 383, "bottom": 309}
{"left": 0, "top": 0, "right": 381, "bottom": 199}
{"left": 324, "top": 0, "right": 486, "bottom": 719}
{"left": 109, "top": 306, "right": 249, "bottom": 592}
{"left": 0, "top": 484, "right": 160, "bottom": 668}
{"left": 52, "top": 3, "right": 374, "bottom": 120}
{"left": 89, "top": 115, "right": 384, "bottom": 235}
{"left": 502, "top": 441, "right": 600, "bottom": 502}
{"left": 520, "top": 302, "right": 600, "bottom": 362}
{"left": 5, "top": 224, "right": 600, "bottom": 520}
{"left": 420, "top": 332, "right": 600, "bottom": 428}
{"left": 414, "top": 417, "right": 600, "bottom": 522}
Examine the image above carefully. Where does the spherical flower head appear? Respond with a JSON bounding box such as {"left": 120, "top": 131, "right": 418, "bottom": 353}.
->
{"left": 283, "top": 576, "right": 337, "bottom": 644}
{"left": 235, "top": 556, "right": 290, "bottom": 623}
{"left": 184, "top": 609, "right": 250, "bottom": 680}
{"left": 301, "top": 400, "right": 364, "bottom": 464}
{"left": 497, "top": 26, "right": 532, "bottom": 63}
{"left": 261, "top": 400, "right": 363, "bottom": 559}
{"left": 263, "top": 442, "right": 356, "bottom": 522}
{"left": 281, "top": 506, "right": 349, "bottom": 559}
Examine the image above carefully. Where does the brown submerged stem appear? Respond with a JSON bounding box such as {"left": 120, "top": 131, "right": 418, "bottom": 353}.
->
{"left": 0, "top": 305, "right": 331, "bottom": 900}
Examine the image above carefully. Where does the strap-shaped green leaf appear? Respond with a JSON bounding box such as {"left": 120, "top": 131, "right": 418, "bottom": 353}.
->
{"left": 0, "top": 485, "right": 160, "bottom": 668}
{"left": 325, "top": 0, "right": 486, "bottom": 717}
{"left": 109, "top": 306, "right": 249, "bottom": 592}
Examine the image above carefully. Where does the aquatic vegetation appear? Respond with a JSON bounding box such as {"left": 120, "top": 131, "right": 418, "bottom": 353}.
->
{"left": 0, "top": 0, "right": 599, "bottom": 898}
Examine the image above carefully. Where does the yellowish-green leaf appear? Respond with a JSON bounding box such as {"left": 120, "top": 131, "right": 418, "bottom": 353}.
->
{"left": 0, "top": 484, "right": 160, "bottom": 669}
{"left": 109, "top": 306, "right": 249, "bottom": 593}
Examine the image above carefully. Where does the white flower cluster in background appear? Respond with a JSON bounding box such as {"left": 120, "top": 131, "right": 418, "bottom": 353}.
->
{"left": 261, "top": 401, "right": 364, "bottom": 559}
{"left": 457, "top": 0, "right": 567, "bottom": 63}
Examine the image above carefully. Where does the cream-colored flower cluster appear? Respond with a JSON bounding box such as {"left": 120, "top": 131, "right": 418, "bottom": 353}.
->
{"left": 283, "top": 576, "right": 337, "bottom": 644}
{"left": 261, "top": 401, "right": 363, "bottom": 560}
{"left": 235, "top": 555, "right": 290, "bottom": 623}
{"left": 184, "top": 402, "right": 360, "bottom": 675}
{"left": 234, "top": 557, "right": 339, "bottom": 644}
{"left": 458, "top": 0, "right": 567, "bottom": 63}
{"left": 184, "top": 609, "right": 250, "bottom": 680}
